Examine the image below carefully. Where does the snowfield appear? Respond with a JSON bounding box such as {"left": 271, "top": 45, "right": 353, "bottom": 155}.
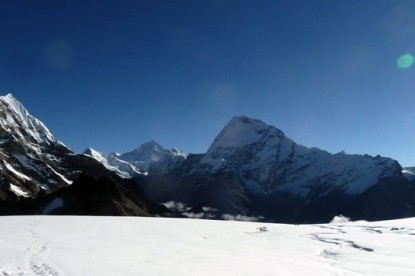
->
{"left": 0, "top": 216, "right": 414, "bottom": 275}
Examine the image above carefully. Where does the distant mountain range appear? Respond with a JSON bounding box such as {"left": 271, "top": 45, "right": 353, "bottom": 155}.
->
{"left": 1, "top": 93, "right": 415, "bottom": 223}
{"left": 0, "top": 94, "right": 160, "bottom": 216}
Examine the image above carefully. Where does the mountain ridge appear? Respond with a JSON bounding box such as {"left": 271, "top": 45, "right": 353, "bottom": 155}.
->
{"left": 0, "top": 94, "right": 162, "bottom": 217}
{"left": 0, "top": 93, "right": 414, "bottom": 223}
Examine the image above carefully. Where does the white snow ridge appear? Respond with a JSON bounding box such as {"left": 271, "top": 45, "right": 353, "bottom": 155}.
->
{"left": 0, "top": 93, "right": 56, "bottom": 144}
{"left": 3, "top": 160, "right": 31, "bottom": 181}
{"left": 9, "top": 184, "right": 30, "bottom": 198}
{"left": 83, "top": 147, "right": 143, "bottom": 178}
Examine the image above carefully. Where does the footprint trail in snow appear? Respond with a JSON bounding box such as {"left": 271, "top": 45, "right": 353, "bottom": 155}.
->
{"left": 0, "top": 219, "right": 60, "bottom": 276}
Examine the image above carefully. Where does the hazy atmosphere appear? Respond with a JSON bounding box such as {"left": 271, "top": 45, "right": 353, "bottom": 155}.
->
{"left": 1, "top": 0, "right": 414, "bottom": 166}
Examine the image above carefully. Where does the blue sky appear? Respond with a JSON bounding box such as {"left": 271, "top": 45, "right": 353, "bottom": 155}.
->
{"left": 1, "top": 0, "right": 415, "bottom": 166}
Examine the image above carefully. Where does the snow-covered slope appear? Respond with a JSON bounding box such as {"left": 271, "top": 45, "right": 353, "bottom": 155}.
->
{"left": 0, "top": 94, "right": 73, "bottom": 197}
{"left": 192, "top": 116, "right": 402, "bottom": 196}
{"left": 0, "top": 94, "right": 56, "bottom": 146}
{"left": 0, "top": 93, "right": 146, "bottom": 203}
{"left": 0, "top": 94, "right": 411, "bottom": 222}
{"left": 83, "top": 141, "right": 187, "bottom": 177}
{"left": 116, "top": 140, "right": 186, "bottom": 173}
{"left": 0, "top": 216, "right": 414, "bottom": 275}
{"left": 0, "top": 94, "right": 177, "bottom": 219}
{"left": 83, "top": 148, "right": 143, "bottom": 178}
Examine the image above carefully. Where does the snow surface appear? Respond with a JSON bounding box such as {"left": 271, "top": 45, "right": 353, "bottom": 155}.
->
{"left": 47, "top": 165, "right": 73, "bottom": 185}
{"left": 3, "top": 160, "right": 31, "bottom": 181}
{"left": 83, "top": 148, "right": 142, "bottom": 178}
{"left": 9, "top": 184, "right": 30, "bottom": 197}
{"left": 0, "top": 216, "right": 414, "bottom": 275}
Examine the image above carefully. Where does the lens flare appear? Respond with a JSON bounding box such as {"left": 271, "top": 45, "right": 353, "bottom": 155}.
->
{"left": 45, "top": 40, "right": 74, "bottom": 69}
{"left": 397, "top": 54, "right": 414, "bottom": 69}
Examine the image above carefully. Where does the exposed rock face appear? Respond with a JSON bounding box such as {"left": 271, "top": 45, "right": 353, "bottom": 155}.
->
{"left": 1, "top": 174, "right": 158, "bottom": 216}
{"left": 192, "top": 116, "right": 402, "bottom": 196}
{"left": 0, "top": 94, "right": 163, "bottom": 217}
{"left": 134, "top": 116, "right": 412, "bottom": 223}
{"left": 1, "top": 93, "right": 413, "bottom": 223}
{"left": 0, "top": 94, "right": 73, "bottom": 199}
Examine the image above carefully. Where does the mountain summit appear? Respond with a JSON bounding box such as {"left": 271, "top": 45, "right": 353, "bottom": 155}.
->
{"left": 83, "top": 140, "right": 187, "bottom": 177}
{"left": 0, "top": 94, "right": 73, "bottom": 198}
{"left": 118, "top": 140, "right": 186, "bottom": 172}
{"left": 0, "top": 94, "right": 414, "bottom": 223}
{"left": 210, "top": 116, "right": 286, "bottom": 149}
{"left": 136, "top": 115, "right": 412, "bottom": 222}
{"left": 0, "top": 94, "right": 159, "bottom": 217}
{"left": 192, "top": 116, "right": 401, "bottom": 196}
{"left": 0, "top": 93, "right": 59, "bottom": 146}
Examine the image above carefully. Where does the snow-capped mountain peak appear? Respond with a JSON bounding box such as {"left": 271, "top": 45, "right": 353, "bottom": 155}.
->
{"left": 83, "top": 148, "right": 108, "bottom": 164}
{"left": 132, "top": 140, "right": 165, "bottom": 157}
{"left": 0, "top": 93, "right": 75, "bottom": 196}
{"left": 0, "top": 93, "right": 55, "bottom": 145}
{"left": 192, "top": 115, "right": 402, "bottom": 196}
{"left": 209, "top": 116, "right": 285, "bottom": 149}
{"left": 194, "top": 115, "right": 290, "bottom": 175}
{"left": 83, "top": 147, "right": 143, "bottom": 178}
{"left": 117, "top": 140, "right": 186, "bottom": 172}
{"left": 83, "top": 141, "right": 187, "bottom": 177}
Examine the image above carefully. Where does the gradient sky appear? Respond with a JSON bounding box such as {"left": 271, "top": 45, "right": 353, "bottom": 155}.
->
{"left": 1, "top": 0, "right": 415, "bottom": 166}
